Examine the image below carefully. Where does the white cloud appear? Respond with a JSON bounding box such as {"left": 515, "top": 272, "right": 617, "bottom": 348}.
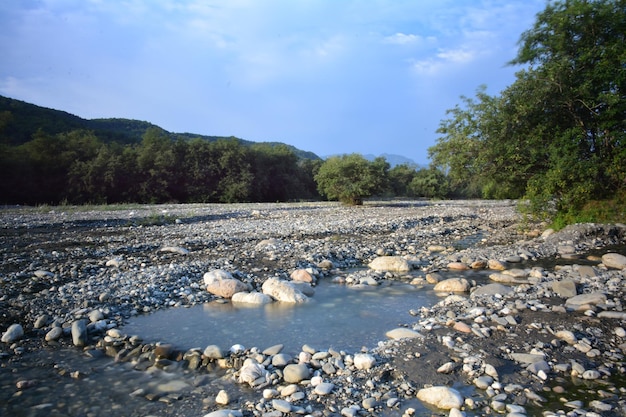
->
{"left": 383, "top": 33, "right": 421, "bottom": 45}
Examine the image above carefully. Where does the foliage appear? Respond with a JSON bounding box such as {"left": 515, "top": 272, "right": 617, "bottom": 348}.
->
{"left": 429, "top": 0, "right": 625, "bottom": 223}
{"left": 314, "top": 154, "right": 389, "bottom": 205}
{"left": 409, "top": 167, "right": 449, "bottom": 199}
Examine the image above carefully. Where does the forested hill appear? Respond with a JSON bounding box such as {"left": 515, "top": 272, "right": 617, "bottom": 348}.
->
{"left": 0, "top": 95, "right": 319, "bottom": 160}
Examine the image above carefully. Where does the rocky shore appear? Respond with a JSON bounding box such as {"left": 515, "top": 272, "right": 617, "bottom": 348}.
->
{"left": 1, "top": 200, "right": 625, "bottom": 417}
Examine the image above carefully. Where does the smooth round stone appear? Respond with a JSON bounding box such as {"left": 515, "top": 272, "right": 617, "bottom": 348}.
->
{"left": 314, "top": 382, "right": 334, "bottom": 395}
{"left": 45, "top": 327, "right": 63, "bottom": 342}
{"left": 447, "top": 262, "right": 469, "bottom": 271}
{"left": 353, "top": 353, "right": 376, "bottom": 370}
{"left": 203, "top": 345, "right": 224, "bottom": 359}
{"left": 602, "top": 253, "right": 626, "bottom": 269}
{"left": 272, "top": 399, "right": 292, "bottom": 413}
{"left": 88, "top": 309, "right": 104, "bottom": 323}
{"left": 2, "top": 324, "right": 24, "bottom": 343}
{"left": 34, "top": 315, "right": 49, "bottom": 329}
{"left": 385, "top": 328, "right": 423, "bottom": 340}
{"left": 416, "top": 386, "right": 464, "bottom": 410}
{"left": 71, "top": 320, "right": 87, "bottom": 346}
{"left": 283, "top": 364, "right": 310, "bottom": 383}
{"left": 215, "top": 389, "right": 230, "bottom": 405}
{"left": 582, "top": 370, "right": 601, "bottom": 380}
{"left": 280, "top": 384, "right": 299, "bottom": 397}
{"left": 272, "top": 353, "right": 292, "bottom": 367}
{"left": 474, "top": 376, "right": 493, "bottom": 390}
{"left": 263, "top": 344, "right": 284, "bottom": 355}
{"left": 203, "top": 411, "right": 242, "bottom": 417}
{"left": 362, "top": 397, "right": 378, "bottom": 409}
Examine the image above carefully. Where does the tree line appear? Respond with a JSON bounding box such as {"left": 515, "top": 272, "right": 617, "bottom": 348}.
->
{"left": 0, "top": 125, "right": 448, "bottom": 205}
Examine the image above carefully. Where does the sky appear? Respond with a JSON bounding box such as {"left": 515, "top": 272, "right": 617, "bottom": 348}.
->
{"left": 0, "top": 0, "right": 547, "bottom": 165}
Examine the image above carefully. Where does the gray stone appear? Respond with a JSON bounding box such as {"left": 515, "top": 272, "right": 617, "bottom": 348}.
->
{"left": 272, "top": 399, "right": 292, "bottom": 413}
{"left": 552, "top": 280, "right": 577, "bottom": 298}
{"left": 565, "top": 292, "right": 607, "bottom": 308}
{"left": 283, "top": 363, "right": 310, "bottom": 383}
{"left": 231, "top": 291, "right": 272, "bottom": 304}
{"left": 203, "top": 345, "right": 224, "bottom": 359}
{"left": 314, "top": 382, "right": 334, "bottom": 395}
{"left": 71, "top": 320, "right": 87, "bottom": 346}
{"left": 471, "top": 283, "right": 513, "bottom": 298}
{"left": 510, "top": 353, "right": 544, "bottom": 364}
{"left": 203, "top": 411, "right": 243, "bottom": 417}
{"left": 271, "top": 353, "right": 292, "bottom": 367}
{"left": 45, "top": 326, "right": 62, "bottom": 341}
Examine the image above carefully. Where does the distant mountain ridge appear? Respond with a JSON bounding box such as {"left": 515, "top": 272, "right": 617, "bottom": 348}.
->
{"left": 363, "top": 153, "right": 421, "bottom": 168}
{"left": 0, "top": 95, "right": 320, "bottom": 160}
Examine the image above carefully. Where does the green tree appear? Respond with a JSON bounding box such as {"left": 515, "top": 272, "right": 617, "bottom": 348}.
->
{"left": 315, "top": 154, "right": 387, "bottom": 205}
{"left": 388, "top": 163, "right": 418, "bottom": 196}
{"left": 409, "top": 167, "right": 449, "bottom": 199}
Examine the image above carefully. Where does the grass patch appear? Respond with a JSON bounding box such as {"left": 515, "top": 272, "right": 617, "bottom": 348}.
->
{"left": 550, "top": 192, "right": 626, "bottom": 230}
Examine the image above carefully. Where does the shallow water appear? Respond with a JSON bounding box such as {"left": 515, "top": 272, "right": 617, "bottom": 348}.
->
{"left": 122, "top": 280, "right": 440, "bottom": 355}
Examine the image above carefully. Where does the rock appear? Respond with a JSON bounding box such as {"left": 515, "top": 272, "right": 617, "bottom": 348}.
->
{"left": 602, "top": 253, "right": 626, "bottom": 269}
{"left": 154, "top": 344, "right": 173, "bottom": 359}
{"left": 263, "top": 344, "right": 284, "bottom": 355}
{"left": 290, "top": 269, "right": 314, "bottom": 283}
{"left": 261, "top": 278, "right": 308, "bottom": 303}
{"left": 416, "top": 386, "right": 464, "bottom": 410}
{"left": 317, "top": 259, "right": 334, "bottom": 270}
{"left": 353, "top": 353, "right": 376, "bottom": 370}
{"left": 71, "top": 320, "right": 87, "bottom": 346}
{"left": 502, "top": 268, "right": 527, "bottom": 278}
{"left": 426, "top": 273, "right": 442, "bottom": 284}
{"left": 474, "top": 376, "right": 493, "bottom": 390}
{"left": 1, "top": 324, "right": 24, "bottom": 343}
{"left": 272, "top": 399, "right": 292, "bottom": 413}
{"left": 314, "top": 382, "right": 335, "bottom": 395}
{"left": 565, "top": 292, "right": 607, "bottom": 309}
{"left": 487, "top": 259, "right": 506, "bottom": 270}
{"left": 428, "top": 245, "right": 447, "bottom": 252}
{"left": 34, "top": 314, "right": 49, "bottom": 329}
{"left": 452, "top": 321, "right": 471, "bottom": 333}
{"left": 283, "top": 363, "right": 310, "bottom": 383}
{"left": 552, "top": 280, "right": 577, "bottom": 298}
{"left": 160, "top": 246, "right": 189, "bottom": 255}
{"left": 368, "top": 256, "right": 411, "bottom": 272}
{"left": 203, "top": 269, "right": 234, "bottom": 285}
{"left": 555, "top": 330, "right": 577, "bottom": 345}
{"left": 434, "top": 278, "right": 470, "bottom": 292}
{"left": 215, "top": 389, "right": 230, "bottom": 405}
{"left": 447, "top": 262, "right": 469, "bottom": 271}
{"left": 206, "top": 278, "right": 250, "bottom": 299}
{"left": 510, "top": 353, "right": 544, "bottom": 364}
{"left": 437, "top": 362, "right": 457, "bottom": 374}
{"left": 489, "top": 273, "right": 527, "bottom": 284}
{"left": 238, "top": 360, "right": 267, "bottom": 386}
{"left": 203, "top": 345, "right": 224, "bottom": 359}
{"left": 231, "top": 291, "right": 273, "bottom": 305}
{"left": 45, "top": 326, "right": 62, "bottom": 341}
{"left": 471, "top": 283, "right": 513, "bottom": 298}
{"left": 271, "top": 353, "right": 292, "bottom": 367}
{"left": 385, "top": 328, "right": 424, "bottom": 340}
{"left": 88, "top": 309, "right": 104, "bottom": 323}
{"left": 203, "top": 411, "right": 243, "bottom": 417}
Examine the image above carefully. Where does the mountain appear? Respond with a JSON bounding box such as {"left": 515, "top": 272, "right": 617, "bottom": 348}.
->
{"left": 0, "top": 95, "right": 320, "bottom": 160}
{"left": 363, "top": 153, "right": 421, "bottom": 168}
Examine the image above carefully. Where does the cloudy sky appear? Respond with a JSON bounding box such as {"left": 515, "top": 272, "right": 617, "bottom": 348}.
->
{"left": 0, "top": 0, "right": 546, "bottom": 165}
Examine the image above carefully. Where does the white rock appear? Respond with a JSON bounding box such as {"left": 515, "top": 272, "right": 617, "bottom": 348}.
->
{"left": 203, "top": 411, "right": 242, "bottom": 417}
{"left": 416, "top": 386, "right": 464, "bottom": 410}
{"left": 215, "top": 389, "right": 230, "bottom": 405}
{"left": 160, "top": 246, "right": 189, "bottom": 255}
{"left": 385, "top": 328, "right": 424, "bottom": 340}
{"left": 203, "top": 269, "right": 234, "bottom": 285}
{"left": 262, "top": 278, "right": 308, "bottom": 303}
{"left": 231, "top": 291, "right": 273, "bottom": 305}
{"left": 368, "top": 256, "right": 410, "bottom": 272}
{"left": 353, "top": 353, "right": 376, "bottom": 370}
{"left": 1, "top": 324, "right": 24, "bottom": 343}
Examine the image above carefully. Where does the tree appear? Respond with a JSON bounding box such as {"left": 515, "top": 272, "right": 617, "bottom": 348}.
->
{"left": 315, "top": 154, "right": 387, "bottom": 205}
{"left": 429, "top": 0, "right": 626, "bottom": 221}
{"left": 409, "top": 167, "right": 449, "bottom": 199}
{"left": 388, "top": 163, "right": 418, "bottom": 196}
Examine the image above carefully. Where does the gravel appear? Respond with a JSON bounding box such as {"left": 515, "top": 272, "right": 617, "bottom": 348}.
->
{"left": 1, "top": 200, "right": 625, "bottom": 417}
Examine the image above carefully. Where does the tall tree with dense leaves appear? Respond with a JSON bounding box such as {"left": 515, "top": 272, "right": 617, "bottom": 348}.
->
{"left": 315, "top": 154, "right": 388, "bottom": 205}
{"left": 510, "top": 0, "right": 626, "bottom": 216}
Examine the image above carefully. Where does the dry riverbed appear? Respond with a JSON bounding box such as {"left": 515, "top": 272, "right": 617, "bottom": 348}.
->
{"left": 1, "top": 200, "right": 625, "bottom": 417}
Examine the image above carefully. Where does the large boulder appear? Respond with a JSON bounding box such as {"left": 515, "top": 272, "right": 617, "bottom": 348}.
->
{"left": 416, "top": 386, "right": 464, "bottom": 410}
{"left": 290, "top": 269, "right": 315, "bottom": 283}
{"left": 1, "top": 323, "right": 24, "bottom": 343}
{"left": 368, "top": 256, "right": 410, "bottom": 273}
{"left": 262, "top": 278, "right": 308, "bottom": 303}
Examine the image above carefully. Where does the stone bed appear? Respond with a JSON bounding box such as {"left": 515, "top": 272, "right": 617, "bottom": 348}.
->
{"left": 0, "top": 200, "right": 625, "bottom": 417}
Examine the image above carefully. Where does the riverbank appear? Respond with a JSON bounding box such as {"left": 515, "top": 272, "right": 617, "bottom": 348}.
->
{"left": 1, "top": 201, "right": 625, "bottom": 416}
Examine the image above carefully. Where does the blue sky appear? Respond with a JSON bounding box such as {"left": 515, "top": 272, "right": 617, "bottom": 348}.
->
{"left": 0, "top": 0, "right": 546, "bottom": 165}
